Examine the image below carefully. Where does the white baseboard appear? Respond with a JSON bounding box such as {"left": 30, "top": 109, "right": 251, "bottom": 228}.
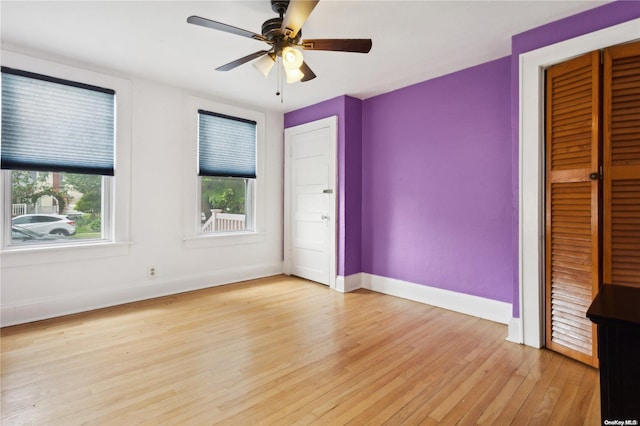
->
{"left": 335, "top": 273, "right": 363, "bottom": 293}
{"left": 506, "top": 317, "right": 523, "bottom": 343}
{"left": 3, "top": 267, "right": 518, "bottom": 342}
{"left": 361, "top": 273, "right": 512, "bottom": 325}
{"left": 1, "top": 262, "right": 282, "bottom": 327}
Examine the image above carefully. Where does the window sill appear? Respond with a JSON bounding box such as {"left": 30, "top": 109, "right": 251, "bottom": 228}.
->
{"left": 1, "top": 241, "right": 132, "bottom": 268}
{"left": 183, "top": 232, "right": 266, "bottom": 249}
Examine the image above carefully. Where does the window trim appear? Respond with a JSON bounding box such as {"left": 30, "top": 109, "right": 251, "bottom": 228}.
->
{"left": 183, "top": 96, "right": 266, "bottom": 247}
{"left": 1, "top": 50, "right": 132, "bottom": 260}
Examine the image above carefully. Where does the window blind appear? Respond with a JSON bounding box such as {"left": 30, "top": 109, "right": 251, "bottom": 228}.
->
{"left": 198, "top": 110, "right": 256, "bottom": 179}
{"left": 1, "top": 67, "right": 115, "bottom": 176}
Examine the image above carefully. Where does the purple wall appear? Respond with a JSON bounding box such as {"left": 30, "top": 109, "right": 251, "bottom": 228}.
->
{"left": 509, "top": 1, "right": 640, "bottom": 316}
{"left": 343, "top": 96, "right": 363, "bottom": 276}
{"left": 284, "top": 0, "right": 640, "bottom": 316}
{"left": 284, "top": 95, "right": 363, "bottom": 277}
{"left": 362, "top": 57, "right": 512, "bottom": 302}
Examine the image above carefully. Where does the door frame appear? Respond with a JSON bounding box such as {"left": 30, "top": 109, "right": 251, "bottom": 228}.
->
{"left": 518, "top": 18, "right": 640, "bottom": 347}
{"left": 283, "top": 116, "right": 338, "bottom": 289}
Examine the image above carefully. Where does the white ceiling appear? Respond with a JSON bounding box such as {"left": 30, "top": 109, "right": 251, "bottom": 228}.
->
{"left": 1, "top": 0, "right": 609, "bottom": 113}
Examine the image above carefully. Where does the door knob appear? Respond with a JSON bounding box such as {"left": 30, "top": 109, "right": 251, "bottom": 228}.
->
{"left": 589, "top": 172, "right": 599, "bottom": 180}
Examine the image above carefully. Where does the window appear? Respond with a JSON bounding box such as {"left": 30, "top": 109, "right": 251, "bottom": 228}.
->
{"left": 2, "top": 66, "right": 115, "bottom": 247}
{"left": 197, "top": 110, "right": 256, "bottom": 234}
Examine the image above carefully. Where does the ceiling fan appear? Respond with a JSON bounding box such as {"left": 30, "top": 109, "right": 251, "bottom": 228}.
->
{"left": 187, "top": 0, "right": 372, "bottom": 84}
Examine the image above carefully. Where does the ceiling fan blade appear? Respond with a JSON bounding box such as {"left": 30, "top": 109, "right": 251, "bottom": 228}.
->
{"left": 187, "top": 16, "right": 268, "bottom": 43}
{"left": 299, "top": 61, "right": 317, "bottom": 82}
{"left": 280, "top": 0, "right": 319, "bottom": 39}
{"left": 216, "top": 50, "right": 270, "bottom": 71}
{"left": 302, "top": 39, "right": 372, "bottom": 53}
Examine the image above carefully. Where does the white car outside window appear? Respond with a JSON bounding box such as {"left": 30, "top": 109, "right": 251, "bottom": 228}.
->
{"left": 11, "top": 214, "right": 76, "bottom": 236}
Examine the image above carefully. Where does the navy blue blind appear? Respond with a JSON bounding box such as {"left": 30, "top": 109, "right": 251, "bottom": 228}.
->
{"left": 1, "top": 67, "right": 115, "bottom": 176}
{"left": 198, "top": 110, "right": 256, "bottom": 179}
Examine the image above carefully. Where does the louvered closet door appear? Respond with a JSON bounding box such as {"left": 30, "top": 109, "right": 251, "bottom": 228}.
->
{"left": 545, "top": 51, "right": 600, "bottom": 367}
{"left": 603, "top": 41, "right": 640, "bottom": 288}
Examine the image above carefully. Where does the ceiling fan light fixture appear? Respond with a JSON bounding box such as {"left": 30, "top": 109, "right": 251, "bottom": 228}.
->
{"left": 285, "top": 68, "right": 304, "bottom": 84}
{"left": 253, "top": 54, "right": 276, "bottom": 77}
{"left": 282, "top": 46, "right": 304, "bottom": 70}
{"left": 285, "top": 67, "right": 305, "bottom": 84}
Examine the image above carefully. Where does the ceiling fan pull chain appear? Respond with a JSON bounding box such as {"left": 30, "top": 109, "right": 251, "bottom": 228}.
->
{"left": 276, "top": 56, "right": 284, "bottom": 103}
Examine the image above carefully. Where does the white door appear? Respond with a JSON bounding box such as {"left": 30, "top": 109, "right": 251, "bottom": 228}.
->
{"left": 284, "top": 116, "right": 337, "bottom": 287}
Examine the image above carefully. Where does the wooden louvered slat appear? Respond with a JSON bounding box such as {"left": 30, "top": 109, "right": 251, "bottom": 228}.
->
{"left": 610, "top": 180, "right": 640, "bottom": 286}
{"left": 548, "top": 181, "right": 597, "bottom": 362}
{"left": 548, "top": 60, "right": 594, "bottom": 172}
{"left": 545, "top": 51, "right": 600, "bottom": 367}
{"left": 604, "top": 41, "right": 640, "bottom": 289}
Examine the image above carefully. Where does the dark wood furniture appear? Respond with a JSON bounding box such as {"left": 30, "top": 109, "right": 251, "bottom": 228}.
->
{"left": 587, "top": 284, "right": 640, "bottom": 423}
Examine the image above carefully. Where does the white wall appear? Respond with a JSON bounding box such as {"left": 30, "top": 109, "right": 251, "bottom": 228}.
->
{"left": 0, "top": 50, "right": 284, "bottom": 326}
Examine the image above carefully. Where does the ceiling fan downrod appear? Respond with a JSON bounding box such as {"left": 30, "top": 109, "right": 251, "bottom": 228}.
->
{"left": 271, "top": 0, "right": 289, "bottom": 18}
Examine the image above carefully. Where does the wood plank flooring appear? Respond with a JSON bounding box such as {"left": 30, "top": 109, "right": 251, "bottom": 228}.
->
{"left": 1, "top": 275, "right": 600, "bottom": 425}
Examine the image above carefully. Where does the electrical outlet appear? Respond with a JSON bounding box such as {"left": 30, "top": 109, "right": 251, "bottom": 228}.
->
{"left": 147, "top": 267, "right": 157, "bottom": 278}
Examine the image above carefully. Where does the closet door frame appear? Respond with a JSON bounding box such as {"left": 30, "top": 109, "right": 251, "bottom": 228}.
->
{"left": 517, "top": 18, "right": 640, "bottom": 348}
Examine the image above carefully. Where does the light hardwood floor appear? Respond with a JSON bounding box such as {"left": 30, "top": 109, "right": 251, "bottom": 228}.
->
{"left": 1, "top": 275, "right": 600, "bottom": 425}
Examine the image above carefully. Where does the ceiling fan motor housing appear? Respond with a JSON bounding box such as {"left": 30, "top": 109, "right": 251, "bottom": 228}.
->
{"left": 262, "top": 17, "right": 283, "bottom": 41}
{"left": 262, "top": 17, "right": 301, "bottom": 46}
